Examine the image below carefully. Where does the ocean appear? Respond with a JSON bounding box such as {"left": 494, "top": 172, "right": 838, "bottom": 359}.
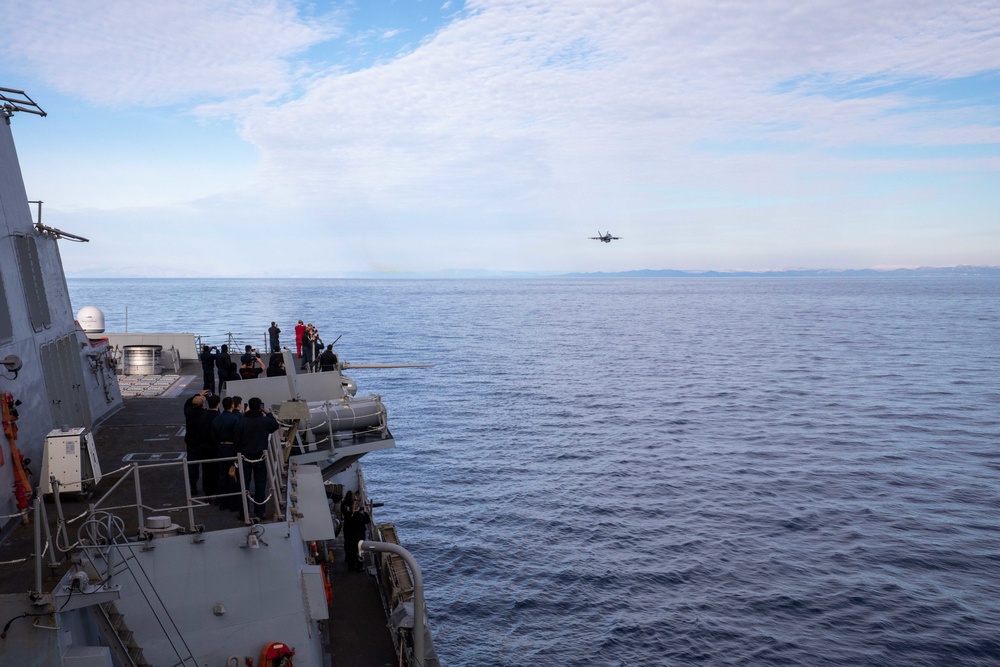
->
{"left": 68, "top": 277, "right": 1000, "bottom": 666}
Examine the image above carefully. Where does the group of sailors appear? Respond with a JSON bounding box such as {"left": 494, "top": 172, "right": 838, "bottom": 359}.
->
{"left": 183, "top": 388, "right": 373, "bottom": 564}
{"left": 294, "top": 320, "right": 338, "bottom": 372}
{"left": 187, "top": 323, "right": 374, "bottom": 566}
{"left": 183, "top": 391, "right": 278, "bottom": 521}
{"left": 198, "top": 320, "right": 340, "bottom": 394}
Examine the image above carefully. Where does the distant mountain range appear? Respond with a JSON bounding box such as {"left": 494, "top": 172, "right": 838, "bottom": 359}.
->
{"left": 65, "top": 264, "right": 1000, "bottom": 280}
{"left": 558, "top": 266, "right": 1000, "bottom": 278}
{"left": 268, "top": 265, "right": 1000, "bottom": 280}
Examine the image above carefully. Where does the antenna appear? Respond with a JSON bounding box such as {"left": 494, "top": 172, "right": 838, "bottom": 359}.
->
{"left": 0, "top": 87, "right": 47, "bottom": 118}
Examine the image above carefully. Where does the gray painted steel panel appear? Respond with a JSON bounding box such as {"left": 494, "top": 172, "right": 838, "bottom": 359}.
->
{"left": 302, "top": 565, "right": 330, "bottom": 620}
{"left": 63, "top": 646, "right": 114, "bottom": 667}
{"left": 13, "top": 234, "right": 51, "bottom": 332}
{"left": 292, "top": 464, "right": 337, "bottom": 541}
{"left": 104, "top": 523, "right": 326, "bottom": 667}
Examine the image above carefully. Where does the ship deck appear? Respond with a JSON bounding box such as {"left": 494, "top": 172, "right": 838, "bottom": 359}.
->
{"left": 0, "top": 365, "right": 397, "bottom": 667}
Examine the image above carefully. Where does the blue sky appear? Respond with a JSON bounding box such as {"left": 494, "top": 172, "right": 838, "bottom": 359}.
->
{"left": 1, "top": 0, "right": 997, "bottom": 277}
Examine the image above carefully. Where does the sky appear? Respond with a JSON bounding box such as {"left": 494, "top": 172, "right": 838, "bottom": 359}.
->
{"left": 1, "top": 0, "right": 998, "bottom": 277}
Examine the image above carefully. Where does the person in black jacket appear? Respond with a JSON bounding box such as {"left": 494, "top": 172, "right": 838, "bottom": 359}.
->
{"left": 268, "top": 322, "right": 281, "bottom": 353}
{"left": 340, "top": 490, "right": 371, "bottom": 571}
{"left": 239, "top": 356, "right": 265, "bottom": 380}
{"left": 200, "top": 345, "right": 217, "bottom": 394}
{"left": 196, "top": 394, "right": 222, "bottom": 498}
{"left": 265, "top": 354, "right": 287, "bottom": 377}
{"left": 183, "top": 391, "right": 209, "bottom": 494}
{"left": 222, "top": 362, "right": 241, "bottom": 386}
{"left": 300, "top": 327, "right": 316, "bottom": 371}
{"left": 232, "top": 397, "right": 279, "bottom": 520}
{"left": 215, "top": 344, "right": 233, "bottom": 392}
{"left": 318, "top": 345, "right": 338, "bottom": 372}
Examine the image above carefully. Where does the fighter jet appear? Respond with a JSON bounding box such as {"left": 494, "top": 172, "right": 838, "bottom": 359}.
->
{"left": 590, "top": 231, "right": 621, "bottom": 243}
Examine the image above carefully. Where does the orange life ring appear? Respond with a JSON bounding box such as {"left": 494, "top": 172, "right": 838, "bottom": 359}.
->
{"left": 2, "top": 392, "right": 31, "bottom": 512}
{"left": 260, "top": 642, "right": 295, "bottom": 667}
{"left": 322, "top": 564, "right": 333, "bottom": 607}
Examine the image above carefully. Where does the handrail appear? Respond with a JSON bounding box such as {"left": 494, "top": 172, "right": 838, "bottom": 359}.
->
{"left": 75, "top": 514, "right": 200, "bottom": 665}
{"left": 68, "top": 447, "right": 287, "bottom": 532}
{"left": 359, "top": 540, "right": 426, "bottom": 667}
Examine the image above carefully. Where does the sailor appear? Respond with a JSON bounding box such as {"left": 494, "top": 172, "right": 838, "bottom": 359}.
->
{"left": 222, "top": 361, "right": 241, "bottom": 385}
{"left": 319, "top": 344, "right": 338, "bottom": 372}
{"left": 294, "top": 320, "right": 306, "bottom": 358}
{"left": 196, "top": 394, "right": 222, "bottom": 499}
{"left": 340, "top": 490, "right": 371, "bottom": 571}
{"left": 268, "top": 321, "right": 281, "bottom": 353}
{"left": 309, "top": 327, "right": 324, "bottom": 372}
{"left": 266, "top": 354, "right": 287, "bottom": 377}
{"left": 213, "top": 396, "right": 242, "bottom": 511}
{"left": 215, "top": 344, "right": 233, "bottom": 392}
{"left": 183, "top": 391, "right": 209, "bottom": 495}
{"left": 240, "top": 344, "right": 255, "bottom": 366}
{"left": 232, "top": 397, "right": 279, "bottom": 521}
{"left": 199, "top": 345, "right": 217, "bottom": 394}
{"left": 239, "top": 355, "right": 265, "bottom": 380}
{"left": 300, "top": 325, "right": 316, "bottom": 371}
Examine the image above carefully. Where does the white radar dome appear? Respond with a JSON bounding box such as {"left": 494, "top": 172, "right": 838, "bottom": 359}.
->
{"left": 77, "top": 306, "right": 106, "bottom": 334}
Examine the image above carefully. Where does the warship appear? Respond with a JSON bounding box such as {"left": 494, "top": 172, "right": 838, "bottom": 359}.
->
{"left": 0, "top": 88, "right": 438, "bottom": 666}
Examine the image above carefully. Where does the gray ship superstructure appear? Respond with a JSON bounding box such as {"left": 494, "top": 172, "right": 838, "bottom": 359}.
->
{"left": 0, "top": 89, "right": 437, "bottom": 667}
{"left": 0, "top": 90, "right": 123, "bottom": 536}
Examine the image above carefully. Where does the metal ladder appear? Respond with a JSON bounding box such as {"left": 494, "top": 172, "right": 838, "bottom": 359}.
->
{"left": 84, "top": 547, "right": 200, "bottom": 667}
{"left": 92, "top": 601, "right": 152, "bottom": 667}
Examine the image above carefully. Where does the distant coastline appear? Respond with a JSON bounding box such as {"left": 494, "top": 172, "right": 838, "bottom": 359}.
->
{"left": 65, "top": 265, "right": 1000, "bottom": 280}
{"left": 557, "top": 265, "right": 1000, "bottom": 279}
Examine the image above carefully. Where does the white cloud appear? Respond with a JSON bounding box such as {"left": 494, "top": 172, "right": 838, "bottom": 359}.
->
{"left": 237, "top": 1, "right": 1000, "bottom": 208}
{"left": 1, "top": 0, "right": 334, "bottom": 106}
{"left": 6, "top": 0, "right": 1000, "bottom": 275}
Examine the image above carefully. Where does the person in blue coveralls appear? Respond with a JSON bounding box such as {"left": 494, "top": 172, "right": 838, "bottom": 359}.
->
{"left": 232, "top": 397, "right": 279, "bottom": 521}
{"left": 213, "top": 396, "right": 242, "bottom": 511}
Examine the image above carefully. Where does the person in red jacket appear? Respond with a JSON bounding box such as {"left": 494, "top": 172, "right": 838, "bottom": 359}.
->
{"left": 294, "top": 320, "right": 306, "bottom": 358}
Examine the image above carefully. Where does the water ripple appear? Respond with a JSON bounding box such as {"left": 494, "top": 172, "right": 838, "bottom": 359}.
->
{"left": 69, "top": 276, "right": 1000, "bottom": 666}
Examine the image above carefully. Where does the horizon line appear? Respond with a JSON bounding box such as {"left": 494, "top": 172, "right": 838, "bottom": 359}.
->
{"left": 64, "top": 264, "right": 1000, "bottom": 280}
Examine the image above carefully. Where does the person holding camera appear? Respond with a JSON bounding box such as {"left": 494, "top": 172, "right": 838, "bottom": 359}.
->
{"left": 340, "top": 490, "right": 371, "bottom": 571}
{"left": 300, "top": 325, "right": 316, "bottom": 371}
{"left": 232, "top": 397, "right": 279, "bottom": 521}
{"left": 183, "top": 390, "right": 210, "bottom": 495}
{"left": 240, "top": 344, "right": 256, "bottom": 367}
{"left": 213, "top": 396, "right": 242, "bottom": 511}
{"left": 199, "top": 345, "right": 218, "bottom": 394}
{"left": 215, "top": 344, "right": 233, "bottom": 392}
{"left": 268, "top": 321, "right": 281, "bottom": 353}
{"left": 238, "top": 354, "right": 265, "bottom": 380}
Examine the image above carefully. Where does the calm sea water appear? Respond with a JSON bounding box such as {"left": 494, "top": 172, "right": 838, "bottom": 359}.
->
{"left": 69, "top": 277, "right": 1000, "bottom": 666}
